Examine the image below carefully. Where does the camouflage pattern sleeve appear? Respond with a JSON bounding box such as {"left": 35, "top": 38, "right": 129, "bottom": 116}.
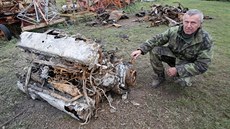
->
{"left": 176, "top": 33, "right": 214, "bottom": 78}
{"left": 139, "top": 28, "right": 173, "bottom": 55}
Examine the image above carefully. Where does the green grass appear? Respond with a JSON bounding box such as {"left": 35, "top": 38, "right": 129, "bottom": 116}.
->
{"left": 0, "top": 0, "right": 230, "bottom": 129}
{"left": 55, "top": 1, "right": 230, "bottom": 128}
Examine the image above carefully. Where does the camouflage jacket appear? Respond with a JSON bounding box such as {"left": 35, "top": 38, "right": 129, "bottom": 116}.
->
{"left": 139, "top": 25, "right": 214, "bottom": 78}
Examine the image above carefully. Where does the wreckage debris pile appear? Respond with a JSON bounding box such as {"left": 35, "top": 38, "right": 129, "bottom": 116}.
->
{"left": 0, "top": 0, "right": 25, "bottom": 14}
{"left": 16, "top": 30, "right": 136, "bottom": 124}
{"left": 85, "top": 10, "right": 129, "bottom": 26}
{"left": 62, "top": 0, "right": 134, "bottom": 12}
{"left": 83, "top": 3, "right": 189, "bottom": 27}
{"left": 62, "top": 0, "right": 133, "bottom": 26}
{"left": 135, "top": 3, "right": 189, "bottom": 27}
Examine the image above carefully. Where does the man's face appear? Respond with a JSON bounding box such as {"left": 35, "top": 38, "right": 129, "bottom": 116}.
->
{"left": 183, "top": 14, "right": 201, "bottom": 34}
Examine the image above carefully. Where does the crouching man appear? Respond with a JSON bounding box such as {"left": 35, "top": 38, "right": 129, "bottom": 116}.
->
{"left": 131, "top": 9, "right": 214, "bottom": 87}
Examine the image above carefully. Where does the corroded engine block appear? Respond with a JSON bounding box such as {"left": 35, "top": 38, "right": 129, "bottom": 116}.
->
{"left": 16, "top": 30, "right": 136, "bottom": 123}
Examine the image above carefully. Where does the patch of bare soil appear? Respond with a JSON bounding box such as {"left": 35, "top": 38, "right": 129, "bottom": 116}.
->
{"left": 117, "top": 15, "right": 145, "bottom": 27}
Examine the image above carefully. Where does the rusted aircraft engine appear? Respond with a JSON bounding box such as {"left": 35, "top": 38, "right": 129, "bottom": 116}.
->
{"left": 16, "top": 30, "right": 136, "bottom": 123}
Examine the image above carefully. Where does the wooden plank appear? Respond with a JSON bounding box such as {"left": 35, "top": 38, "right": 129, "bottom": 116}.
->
{"left": 21, "top": 18, "right": 66, "bottom": 31}
{"left": 60, "top": 12, "right": 96, "bottom": 19}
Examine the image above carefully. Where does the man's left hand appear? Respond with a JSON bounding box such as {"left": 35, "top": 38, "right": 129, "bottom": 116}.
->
{"left": 166, "top": 67, "right": 177, "bottom": 77}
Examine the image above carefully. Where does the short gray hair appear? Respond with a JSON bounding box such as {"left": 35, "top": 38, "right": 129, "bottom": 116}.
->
{"left": 185, "top": 9, "right": 204, "bottom": 23}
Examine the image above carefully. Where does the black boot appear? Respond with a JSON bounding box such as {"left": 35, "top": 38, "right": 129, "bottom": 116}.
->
{"left": 151, "top": 73, "right": 165, "bottom": 88}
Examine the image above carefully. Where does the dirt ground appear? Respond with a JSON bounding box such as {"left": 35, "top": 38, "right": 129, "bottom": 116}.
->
{"left": 1, "top": 8, "right": 229, "bottom": 128}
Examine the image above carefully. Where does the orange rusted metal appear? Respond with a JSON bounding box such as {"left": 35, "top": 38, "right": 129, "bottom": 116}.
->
{"left": 0, "top": 0, "right": 25, "bottom": 25}
{"left": 65, "top": 0, "right": 134, "bottom": 12}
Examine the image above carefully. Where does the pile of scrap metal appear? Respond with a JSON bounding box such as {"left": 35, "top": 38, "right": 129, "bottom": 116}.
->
{"left": 0, "top": 0, "right": 64, "bottom": 40}
{"left": 134, "top": 3, "right": 189, "bottom": 27}
{"left": 62, "top": 0, "right": 135, "bottom": 13}
{"left": 85, "top": 10, "right": 129, "bottom": 27}
{"left": 0, "top": 0, "right": 26, "bottom": 19}
{"left": 17, "top": 0, "right": 65, "bottom": 31}
{"left": 16, "top": 30, "right": 136, "bottom": 124}
{"left": 0, "top": 0, "right": 29, "bottom": 40}
{"left": 61, "top": 0, "right": 134, "bottom": 27}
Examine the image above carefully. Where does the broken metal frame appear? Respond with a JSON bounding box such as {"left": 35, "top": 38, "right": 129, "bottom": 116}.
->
{"left": 17, "top": 0, "right": 64, "bottom": 31}
{"left": 17, "top": 0, "right": 57, "bottom": 24}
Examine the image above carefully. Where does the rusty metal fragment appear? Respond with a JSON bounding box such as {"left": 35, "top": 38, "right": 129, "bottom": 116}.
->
{"left": 16, "top": 30, "right": 136, "bottom": 124}
{"left": 135, "top": 3, "right": 188, "bottom": 27}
